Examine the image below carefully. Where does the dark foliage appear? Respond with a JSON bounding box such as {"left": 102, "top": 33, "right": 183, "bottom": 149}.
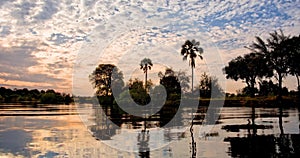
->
{"left": 0, "top": 87, "right": 73, "bottom": 104}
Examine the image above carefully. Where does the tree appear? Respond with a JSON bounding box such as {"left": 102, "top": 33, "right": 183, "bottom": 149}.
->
{"left": 248, "top": 30, "right": 290, "bottom": 98}
{"left": 224, "top": 53, "right": 272, "bottom": 97}
{"left": 286, "top": 35, "right": 300, "bottom": 91}
{"left": 127, "top": 78, "right": 151, "bottom": 105}
{"left": 198, "top": 73, "right": 224, "bottom": 98}
{"left": 259, "top": 80, "right": 278, "bottom": 96}
{"left": 40, "top": 92, "right": 57, "bottom": 104}
{"left": 89, "top": 64, "right": 124, "bottom": 97}
{"left": 140, "top": 58, "right": 153, "bottom": 90}
{"left": 158, "top": 68, "right": 181, "bottom": 99}
{"left": 181, "top": 39, "right": 204, "bottom": 92}
{"left": 258, "top": 80, "right": 290, "bottom": 97}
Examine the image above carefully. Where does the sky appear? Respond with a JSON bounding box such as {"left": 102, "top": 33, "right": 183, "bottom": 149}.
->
{"left": 0, "top": 0, "right": 299, "bottom": 96}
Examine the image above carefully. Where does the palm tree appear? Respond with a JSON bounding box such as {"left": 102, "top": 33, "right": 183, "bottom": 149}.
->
{"left": 181, "top": 39, "right": 204, "bottom": 92}
{"left": 286, "top": 35, "right": 300, "bottom": 92}
{"left": 140, "top": 58, "right": 153, "bottom": 90}
{"left": 248, "top": 30, "right": 290, "bottom": 99}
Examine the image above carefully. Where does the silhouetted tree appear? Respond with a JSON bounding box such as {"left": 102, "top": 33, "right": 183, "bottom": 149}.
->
{"left": 157, "top": 68, "right": 181, "bottom": 127}
{"left": 248, "top": 30, "right": 290, "bottom": 98}
{"left": 286, "top": 35, "right": 300, "bottom": 91}
{"left": 181, "top": 39, "right": 204, "bottom": 92}
{"left": 224, "top": 53, "right": 271, "bottom": 97}
{"left": 89, "top": 64, "right": 124, "bottom": 97}
{"left": 128, "top": 78, "right": 151, "bottom": 105}
{"left": 89, "top": 64, "right": 124, "bottom": 105}
{"left": 140, "top": 58, "right": 153, "bottom": 90}
{"left": 158, "top": 68, "right": 181, "bottom": 99}
{"left": 258, "top": 80, "right": 279, "bottom": 96}
{"left": 198, "top": 73, "right": 224, "bottom": 98}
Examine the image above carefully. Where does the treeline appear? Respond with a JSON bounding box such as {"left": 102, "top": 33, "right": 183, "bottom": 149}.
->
{"left": 0, "top": 87, "right": 73, "bottom": 104}
{"left": 89, "top": 64, "right": 224, "bottom": 107}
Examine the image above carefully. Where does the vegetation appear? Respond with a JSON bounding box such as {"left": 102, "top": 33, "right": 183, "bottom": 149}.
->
{"left": 286, "top": 35, "right": 300, "bottom": 91}
{"left": 158, "top": 68, "right": 181, "bottom": 99}
{"left": 140, "top": 58, "right": 153, "bottom": 90}
{"left": 89, "top": 64, "right": 124, "bottom": 105}
{"left": 198, "top": 73, "right": 224, "bottom": 98}
{"left": 0, "top": 87, "right": 73, "bottom": 104}
{"left": 247, "top": 30, "right": 294, "bottom": 98}
{"left": 89, "top": 64, "right": 124, "bottom": 97}
{"left": 181, "top": 39, "right": 204, "bottom": 91}
{"left": 225, "top": 30, "right": 300, "bottom": 99}
{"left": 118, "top": 78, "right": 152, "bottom": 105}
{"left": 89, "top": 31, "right": 300, "bottom": 107}
{"left": 224, "top": 53, "right": 272, "bottom": 97}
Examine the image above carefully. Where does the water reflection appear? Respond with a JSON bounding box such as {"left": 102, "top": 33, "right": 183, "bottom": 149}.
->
{"left": 190, "top": 114, "right": 197, "bottom": 158}
{"left": 222, "top": 102, "right": 300, "bottom": 157}
{"left": 137, "top": 130, "right": 150, "bottom": 158}
{"left": 0, "top": 104, "right": 299, "bottom": 157}
{"left": 87, "top": 103, "right": 192, "bottom": 154}
{"left": 0, "top": 129, "right": 32, "bottom": 156}
{"left": 225, "top": 134, "right": 300, "bottom": 157}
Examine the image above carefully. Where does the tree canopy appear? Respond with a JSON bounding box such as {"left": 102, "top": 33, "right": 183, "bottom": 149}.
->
{"left": 224, "top": 30, "right": 300, "bottom": 98}
{"left": 247, "top": 30, "right": 291, "bottom": 98}
{"left": 158, "top": 68, "right": 181, "bottom": 99}
{"left": 198, "top": 73, "right": 224, "bottom": 98}
{"left": 286, "top": 35, "right": 300, "bottom": 90}
{"left": 89, "top": 64, "right": 124, "bottom": 97}
{"left": 224, "top": 52, "right": 272, "bottom": 97}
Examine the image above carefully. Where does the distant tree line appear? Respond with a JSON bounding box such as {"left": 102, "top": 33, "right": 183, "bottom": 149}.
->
{"left": 224, "top": 30, "right": 300, "bottom": 98}
{"left": 0, "top": 87, "right": 73, "bottom": 104}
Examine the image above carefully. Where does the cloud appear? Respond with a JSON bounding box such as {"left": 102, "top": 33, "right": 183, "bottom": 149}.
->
{"left": 0, "top": 44, "right": 64, "bottom": 89}
{"left": 33, "top": 0, "right": 59, "bottom": 21}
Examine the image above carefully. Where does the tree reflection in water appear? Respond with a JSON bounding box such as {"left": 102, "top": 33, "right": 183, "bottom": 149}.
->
{"left": 190, "top": 114, "right": 196, "bottom": 158}
{"left": 224, "top": 101, "right": 300, "bottom": 157}
{"left": 137, "top": 129, "right": 150, "bottom": 158}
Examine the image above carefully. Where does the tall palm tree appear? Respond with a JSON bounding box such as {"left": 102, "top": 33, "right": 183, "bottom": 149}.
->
{"left": 248, "top": 30, "right": 290, "bottom": 99}
{"left": 286, "top": 35, "right": 300, "bottom": 92}
{"left": 181, "top": 39, "right": 204, "bottom": 92}
{"left": 140, "top": 58, "right": 153, "bottom": 90}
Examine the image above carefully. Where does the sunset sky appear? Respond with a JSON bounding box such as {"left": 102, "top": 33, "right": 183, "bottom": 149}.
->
{"left": 0, "top": 0, "right": 299, "bottom": 96}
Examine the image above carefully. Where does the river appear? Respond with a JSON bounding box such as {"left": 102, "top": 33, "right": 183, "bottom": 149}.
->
{"left": 0, "top": 103, "right": 299, "bottom": 157}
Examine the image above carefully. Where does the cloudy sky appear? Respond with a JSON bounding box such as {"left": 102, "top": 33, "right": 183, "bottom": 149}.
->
{"left": 0, "top": 0, "right": 299, "bottom": 95}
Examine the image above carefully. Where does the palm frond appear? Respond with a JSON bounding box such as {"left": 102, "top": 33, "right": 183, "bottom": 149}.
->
{"left": 199, "top": 55, "right": 203, "bottom": 60}
{"left": 198, "top": 47, "right": 204, "bottom": 54}
{"left": 181, "top": 49, "right": 187, "bottom": 55}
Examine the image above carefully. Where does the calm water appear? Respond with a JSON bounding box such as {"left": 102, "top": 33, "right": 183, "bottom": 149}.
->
{"left": 0, "top": 103, "right": 299, "bottom": 157}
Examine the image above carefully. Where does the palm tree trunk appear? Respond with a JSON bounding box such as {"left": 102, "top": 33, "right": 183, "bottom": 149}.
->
{"left": 145, "top": 68, "right": 148, "bottom": 90}
{"left": 192, "top": 67, "right": 194, "bottom": 92}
